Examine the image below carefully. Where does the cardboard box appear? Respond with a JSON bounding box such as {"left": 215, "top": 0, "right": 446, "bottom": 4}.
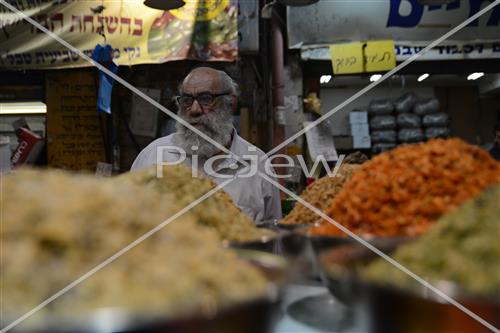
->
{"left": 352, "top": 135, "right": 371, "bottom": 149}
{"left": 11, "top": 128, "right": 44, "bottom": 168}
{"left": 349, "top": 111, "right": 368, "bottom": 124}
{"left": 350, "top": 123, "right": 370, "bottom": 136}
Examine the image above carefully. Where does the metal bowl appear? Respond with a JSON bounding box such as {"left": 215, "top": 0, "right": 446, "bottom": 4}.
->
{"left": 310, "top": 236, "right": 415, "bottom": 304}
{"left": 319, "top": 242, "right": 500, "bottom": 333}
{"left": 12, "top": 250, "right": 288, "bottom": 333}
{"left": 229, "top": 231, "right": 313, "bottom": 282}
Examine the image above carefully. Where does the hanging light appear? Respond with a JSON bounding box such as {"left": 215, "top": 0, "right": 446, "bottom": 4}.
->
{"left": 143, "top": 0, "right": 185, "bottom": 10}
{"left": 467, "top": 72, "right": 484, "bottom": 81}
{"left": 0, "top": 102, "right": 47, "bottom": 115}
{"left": 320, "top": 75, "right": 332, "bottom": 84}
{"left": 417, "top": 73, "right": 430, "bottom": 82}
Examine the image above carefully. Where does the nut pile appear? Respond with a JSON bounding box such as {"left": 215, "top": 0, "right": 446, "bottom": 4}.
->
{"left": 311, "top": 139, "right": 500, "bottom": 237}
{"left": 280, "top": 164, "right": 361, "bottom": 225}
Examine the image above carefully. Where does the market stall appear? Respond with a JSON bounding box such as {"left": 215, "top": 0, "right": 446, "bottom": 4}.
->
{"left": 1, "top": 1, "right": 500, "bottom": 332}
{"left": 2, "top": 138, "right": 499, "bottom": 332}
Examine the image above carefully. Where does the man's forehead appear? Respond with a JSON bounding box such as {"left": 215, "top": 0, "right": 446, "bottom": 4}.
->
{"left": 182, "top": 69, "right": 221, "bottom": 93}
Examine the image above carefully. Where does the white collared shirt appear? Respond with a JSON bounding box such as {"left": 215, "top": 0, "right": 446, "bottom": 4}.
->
{"left": 130, "top": 131, "right": 282, "bottom": 223}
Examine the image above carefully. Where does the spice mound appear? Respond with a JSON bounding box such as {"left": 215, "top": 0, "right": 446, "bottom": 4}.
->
{"left": 280, "top": 164, "right": 361, "bottom": 225}
{"left": 2, "top": 169, "right": 268, "bottom": 321}
{"left": 311, "top": 138, "right": 500, "bottom": 237}
{"left": 120, "top": 165, "right": 276, "bottom": 243}
{"left": 361, "top": 185, "right": 500, "bottom": 295}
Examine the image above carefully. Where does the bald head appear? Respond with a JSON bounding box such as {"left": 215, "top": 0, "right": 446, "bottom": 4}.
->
{"left": 181, "top": 67, "right": 238, "bottom": 96}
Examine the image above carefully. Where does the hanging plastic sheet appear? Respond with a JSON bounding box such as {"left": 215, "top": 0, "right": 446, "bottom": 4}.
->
{"left": 91, "top": 44, "right": 118, "bottom": 114}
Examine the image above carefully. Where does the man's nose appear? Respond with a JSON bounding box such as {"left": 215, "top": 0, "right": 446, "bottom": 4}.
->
{"left": 188, "top": 99, "right": 203, "bottom": 117}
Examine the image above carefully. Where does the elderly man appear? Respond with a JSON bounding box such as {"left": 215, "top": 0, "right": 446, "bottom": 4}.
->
{"left": 131, "top": 67, "right": 282, "bottom": 223}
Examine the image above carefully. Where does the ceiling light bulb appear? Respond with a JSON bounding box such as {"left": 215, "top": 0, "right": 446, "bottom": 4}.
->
{"left": 417, "top": 73, "right": 429, "bottom": 82}
{"left": 370, "top": 74, "right": 382, "bottom": 82}
{"left": 467, "top": 72, "right": 484, "bottom": 81}
{"left": 0, "top": 102, "right": 47, "bottom": 115}
{"left": 320, "top": 75, "right": 332, "bottom": 84}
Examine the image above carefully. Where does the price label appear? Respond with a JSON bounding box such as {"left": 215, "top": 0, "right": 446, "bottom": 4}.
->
{"left": 364, "top": 40, "right": 396, "bottom": 72}
{"left": 329, "top": 43, "right": 363, "bottom": 74}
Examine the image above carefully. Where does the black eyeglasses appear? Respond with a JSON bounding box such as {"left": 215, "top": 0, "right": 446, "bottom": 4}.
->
{"left": 176, "top": 92, "right": 231, "bottom": 108}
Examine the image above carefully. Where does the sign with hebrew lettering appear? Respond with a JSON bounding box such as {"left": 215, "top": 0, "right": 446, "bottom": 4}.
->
{"left": 288, "top": 0, "right": 500, "bottom": 49}
{"left": 364, "top": 40, "right": 396, "bottom": 72}
{"left": 329, "top": 43, "right": 363, "bottom": 74}
{"left": 46, "top": 71, "right": 106, "bottom": 170}
{"left": 329, "top": 40, "right": 396, "bottom": 74}
{"left": 0, "top": 0, "right": 237, "bottom": 69}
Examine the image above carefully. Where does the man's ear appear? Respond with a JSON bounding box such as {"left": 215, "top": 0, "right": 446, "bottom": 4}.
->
{"left": 231, "top": 95, "right": 238, "bottom": 113}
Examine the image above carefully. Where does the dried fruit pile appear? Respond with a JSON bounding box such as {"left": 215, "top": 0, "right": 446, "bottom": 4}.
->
{"left": 311, "top": 139, "right": 500, "bottom": 237}
{"left": 2, "top": 168, "right": 268, "bottom": 320}
{"left": 280, "top": 164, "right": 361, "bottom": 225}
{"left": 362, "top": 185, "right": 500, "bottom": 295}
{"left": 121, "top": 165, "right": 275, "bottom": 242}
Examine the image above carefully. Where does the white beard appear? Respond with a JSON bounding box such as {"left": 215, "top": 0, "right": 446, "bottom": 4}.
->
{"left": 175, "top": 101, "right": 234, "bottom": 158}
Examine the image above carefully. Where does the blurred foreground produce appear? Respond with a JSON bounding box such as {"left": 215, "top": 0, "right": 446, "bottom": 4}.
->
{"left": 2, "top": 168, "right": 269, "bottom": 322}
{"left": 280, "top": 164, "right": 361, "bottom": 225}
{"left": 311, "top": 138, "right": 500, "bottom": 237}
{"left": 121, "top": 165, "right": 275, "bottom": 242}
{"left": 362, "top": 185, "right": 500, "bottom": 295}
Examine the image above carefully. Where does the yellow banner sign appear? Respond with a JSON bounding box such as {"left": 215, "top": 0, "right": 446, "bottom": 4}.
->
{"left": 0, "top": 0, "right": 237, "bottom": 69}
{"left": 330, "top": 40, "right": 396, "bottom": 74}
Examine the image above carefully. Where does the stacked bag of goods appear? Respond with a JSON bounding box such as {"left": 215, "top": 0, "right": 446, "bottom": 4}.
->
{"left": 413, "top": 98, "right": 450, "bottom": 139}
{"left": 368, "top": 93, "right": 450, "bottom": 155}
{"left": 395, "top": 92, "right": 423, "bottom": 144}
{"left": 368, "top": 99, "right": 397, "bottom": 154}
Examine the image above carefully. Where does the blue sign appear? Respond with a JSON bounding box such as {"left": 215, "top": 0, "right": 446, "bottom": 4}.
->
{"left": 387, "top": 0, "right": 500, "bottom": 28}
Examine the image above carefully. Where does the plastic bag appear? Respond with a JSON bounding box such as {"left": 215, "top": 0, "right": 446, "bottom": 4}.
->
{"left": 398, "top": 128, "right": 424, "bottom": 143}
{"left": 397, "top": 113, "right": 421, "bottom": 129}
{"left": 372, "top": 143, "right": 397, "bottom": 154}
{"left": 422, "top": 113, "right": 449, "bottom": 127}
{"left": 425, "top": 127, "right": 450, "bottom": 139}
{"left": 371, "top": 130, "right": 397, "bottom": 143}
{"left": 370, "top": 115, "right": 396, "bottom": 130}
{"left": 368, "top": 99, "right": 394, "bottom": 115}
{"left": 413, "top": 98, "right": 439, "bottom": 115}
{"left": 394, "top": 92, "right": 417, "bottom": 114}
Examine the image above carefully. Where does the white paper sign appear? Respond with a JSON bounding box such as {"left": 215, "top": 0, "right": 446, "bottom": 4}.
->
{"left": 303, "top": 121, "right": 338, "bottom": 161}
